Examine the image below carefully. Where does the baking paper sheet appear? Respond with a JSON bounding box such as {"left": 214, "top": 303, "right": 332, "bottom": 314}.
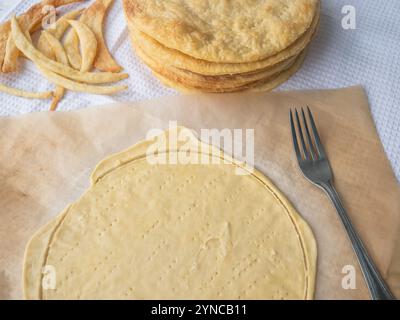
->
{"left": 0, "top": 86, "right": 399, "bottom": 299}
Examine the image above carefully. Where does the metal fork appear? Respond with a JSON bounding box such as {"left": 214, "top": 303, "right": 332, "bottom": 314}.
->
{"left": 290, "top": 107, "right": 395, "bottom": 300}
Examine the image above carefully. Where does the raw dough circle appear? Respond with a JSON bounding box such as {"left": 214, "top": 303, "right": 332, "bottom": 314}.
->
{"left": 24, "top": 130, "right": 316, "bottom": 300}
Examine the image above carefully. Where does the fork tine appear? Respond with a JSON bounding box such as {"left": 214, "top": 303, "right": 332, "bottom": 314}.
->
{"left": 290, "top": 110, "right": 302, "bottom": 161}
{"left": 295, "top": 109, "right": 310, "bottom": 160}
{"left": 301, "top": 108, "right": 316, "bottom": 161}
{"left": 307, "top": 106, "right": 327, "bottom": 159}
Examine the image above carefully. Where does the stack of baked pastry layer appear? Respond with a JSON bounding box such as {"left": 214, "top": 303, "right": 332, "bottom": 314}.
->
{"left": 123, "top": 0, "right": 320, "bottom": 93}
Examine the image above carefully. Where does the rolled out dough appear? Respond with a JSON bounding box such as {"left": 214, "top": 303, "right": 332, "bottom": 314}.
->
{"left": 23, "top": 127, "right": 317, "bottom": 299}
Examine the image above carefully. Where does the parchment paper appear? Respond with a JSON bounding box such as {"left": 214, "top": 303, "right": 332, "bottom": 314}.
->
{"left": 0, "top": 86, "right": 399, "bottom": 300}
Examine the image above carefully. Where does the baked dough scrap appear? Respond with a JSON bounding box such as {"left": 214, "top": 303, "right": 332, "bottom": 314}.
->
{"left": 23, "top": 127, "right": 317, "bottom": 300}
{"left": 1, "top": 0, "right": 82, "bottom": 73}
{"left": 125, "top": 0, "right": 319, "bottom": 63}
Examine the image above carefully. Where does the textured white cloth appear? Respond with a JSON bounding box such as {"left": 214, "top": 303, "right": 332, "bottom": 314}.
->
{"left": 0, "top": 0, "right": 399, "bottom": 180}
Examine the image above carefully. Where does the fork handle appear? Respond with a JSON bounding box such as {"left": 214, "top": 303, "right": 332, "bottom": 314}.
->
{"left": 320, "top": 181, "right": 396, "bottom": 300}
